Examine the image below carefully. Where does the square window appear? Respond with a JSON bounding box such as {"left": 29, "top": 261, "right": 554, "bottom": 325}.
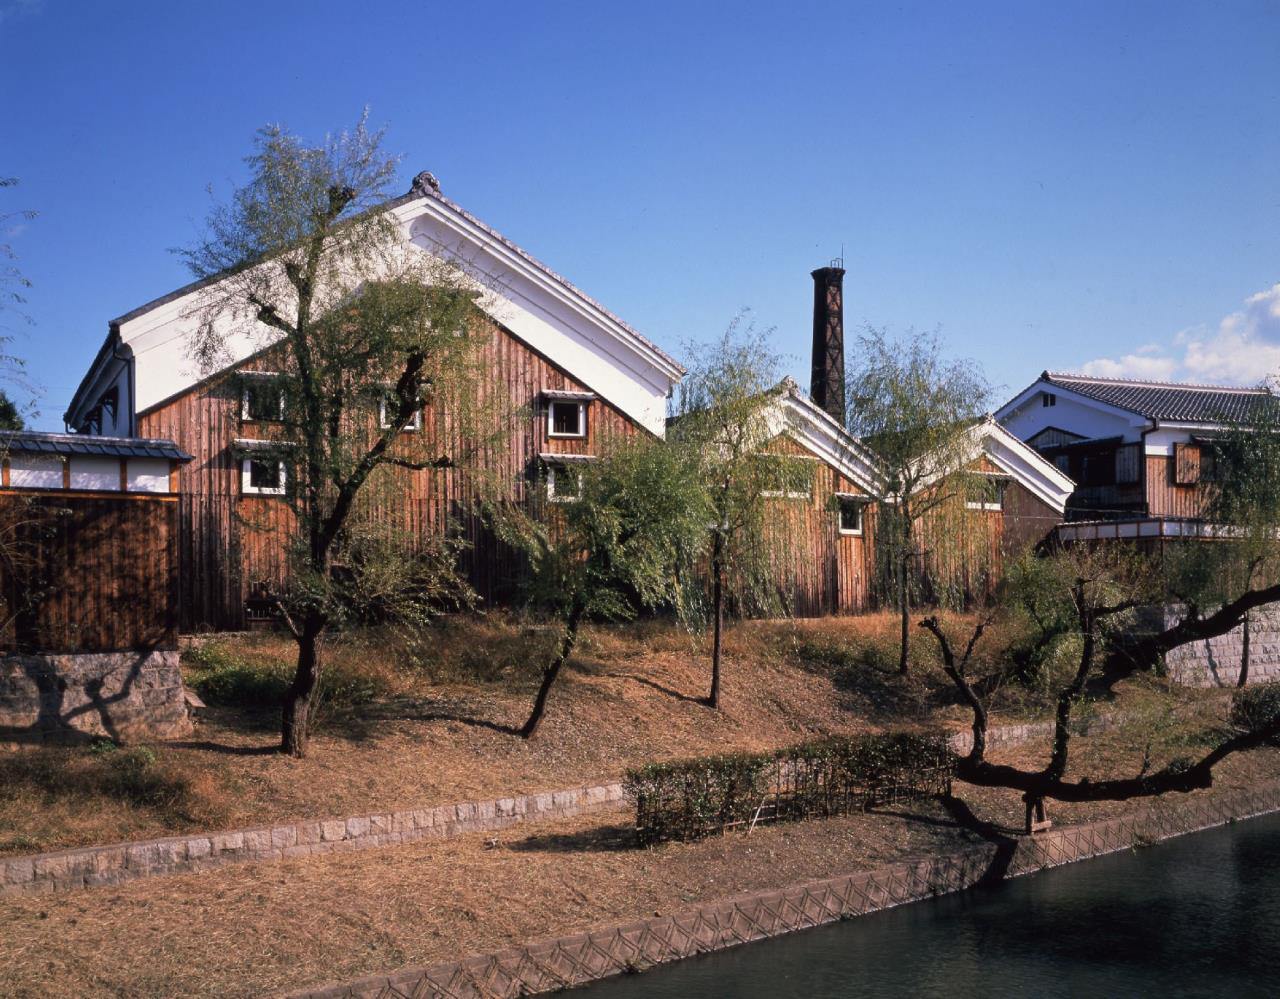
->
{"left": 379, "top": 393, "right": 422, "bottom": 432}
{"left": 1042, "top": 392, "right": 1056, "bottom": 408}
{"left": 547, "top": 464, "right": 583, "bottom": 502}
{"left": 966, "top": 477, "right": 1007, "bottom": 511}
{"left": 757, "top": 456, "right": 813, "bottom": 500}
{"left": 838, "top": 497, "right": 864, "bottom": 535}
{"left": 242, "top": 380, "right": 284, "bottom": 422}
{"left": 242, "top": 457, "right": 286, "bottom": 496}
{"left": 548, "top": 401, "right": 586, "bottom": 438}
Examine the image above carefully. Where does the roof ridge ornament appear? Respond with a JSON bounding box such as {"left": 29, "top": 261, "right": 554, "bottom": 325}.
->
{"left": 411, "top": 171, "right": 441, "bottom": 197}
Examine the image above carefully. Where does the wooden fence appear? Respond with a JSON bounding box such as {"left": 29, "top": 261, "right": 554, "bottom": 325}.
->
{"left": 0, "top": 491, "right": 179, "bottom": 653}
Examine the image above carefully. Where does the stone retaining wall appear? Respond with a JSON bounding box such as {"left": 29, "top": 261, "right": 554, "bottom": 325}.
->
{"left": 288, "top": 780, "right": 1280, "bottom": 999}
{"left": 0, "top": 650, "right": 192, "bottom": 744}
{"left": 1158, "top": 604, "right": 1280, "bottom": 687}
{"left": 0, "top": 781, "right": 626, "bottom": 896}
{"left": 0, "top": 715, "right": 1110, "bottom": 897}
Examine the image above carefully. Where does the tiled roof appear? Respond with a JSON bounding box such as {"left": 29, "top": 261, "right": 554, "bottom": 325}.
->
{"left": 0, "top": 430, "right": 192, "bottom": 462}
{"left": 1043, "top": 371, "right": 1280, "bottom": 424}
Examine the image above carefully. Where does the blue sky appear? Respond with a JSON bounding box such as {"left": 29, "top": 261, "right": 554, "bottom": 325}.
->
{"left": 2, "top": 0, "right": 1278, "bottom": 431}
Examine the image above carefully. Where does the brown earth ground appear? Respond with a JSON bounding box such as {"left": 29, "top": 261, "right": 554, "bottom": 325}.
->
{"left": 1, "top": 724, "right": 1276, "bottom": 999}
{"left": 0, "top": 611, "right": 1123, "bottom": 855}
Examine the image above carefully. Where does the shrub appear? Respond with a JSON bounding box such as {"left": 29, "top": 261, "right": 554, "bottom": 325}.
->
{"left": 625, "top": 732, "right": 953, "bottom": 846}
{"left": 1231, "top": 682, "right": 1280, "bottom": 738}
{"left": 184, "top": 643, "right": 291, "bottom": 708}
{"left": 183, "top": 640, "right": 388, "bottom": 713}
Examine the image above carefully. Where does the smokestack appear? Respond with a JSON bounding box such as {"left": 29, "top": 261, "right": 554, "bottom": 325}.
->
{"left": 810, "top": 263, "right": 846, "bottom": 425}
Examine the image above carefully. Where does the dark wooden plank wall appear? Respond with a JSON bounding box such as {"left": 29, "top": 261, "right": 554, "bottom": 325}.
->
{"left": 138, "top": 318, "right": 641, "bottom": 630}
{"left": 0, "top": 492, "right": 179, "bottom": 653}
{"left": 759, "top": 435, "right": 878, "bottom": 617}
{"left": 1146, "top": 453, "right": 1209, "bottom": 518}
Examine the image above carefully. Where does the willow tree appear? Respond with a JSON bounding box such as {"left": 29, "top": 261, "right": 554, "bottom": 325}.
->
{"left": 921, "top": 543, "right": 1280, "bottom": 832}
{"left": 669, "top": 320, "right": 807, "bottom": 708}
{"left": 846, "top": 328, "right": 991, "bottom": 674}
{"left": 491, "top": 435, "right": 709, "bottom": 738}
{"left": 1, "top": 177, "right": 34, "bottom": 403}
{"left": 182, "top": 115, "right": 495, "bottom": 755}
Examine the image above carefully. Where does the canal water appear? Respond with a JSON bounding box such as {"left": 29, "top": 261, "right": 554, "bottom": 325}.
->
{"left": 579, "top": 812, "right": 1280, "bottom": 998}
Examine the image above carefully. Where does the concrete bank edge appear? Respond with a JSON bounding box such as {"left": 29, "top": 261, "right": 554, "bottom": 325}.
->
{"left": 285, "top": 779, "right": 1280, "bottom": 999}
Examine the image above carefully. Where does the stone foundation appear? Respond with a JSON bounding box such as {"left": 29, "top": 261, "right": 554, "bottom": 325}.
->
{"left": 1150, "top": 604, "right": 1280, "bottom": 688}
{"left": 0, "top": 650, "right": 192, "bottom": 744}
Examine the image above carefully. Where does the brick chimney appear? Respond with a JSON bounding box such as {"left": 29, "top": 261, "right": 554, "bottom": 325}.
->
{"left": 810, "top": 264, "right": 846, "bottom": 425}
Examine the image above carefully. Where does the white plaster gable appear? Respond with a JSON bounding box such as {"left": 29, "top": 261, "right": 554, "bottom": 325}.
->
{"left": 69, "top": 184, "right": 683, "bottom": 437}
{"left": 766, "top": 381, "right": 885, "bottom": 497}
{"left": 996, "top": 379, "right": 1149, "bottom": 446}
{"left": 970, "top": 418, "right": 1075, "bottom": 514}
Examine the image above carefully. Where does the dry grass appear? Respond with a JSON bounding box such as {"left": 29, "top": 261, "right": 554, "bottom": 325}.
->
{"left": 0, "top": 611, "right": 1226, "bottom": 855}
{"left": 1, "top": 725, "right": 1275, "bottom": 999}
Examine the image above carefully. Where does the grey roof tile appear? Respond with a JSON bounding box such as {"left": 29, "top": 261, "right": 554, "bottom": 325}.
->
{"left": 0, "top": 430, "right": 192, "bottom": 462}
{"left": 1044, "top": 371, "right": 1280, "bottom": 424}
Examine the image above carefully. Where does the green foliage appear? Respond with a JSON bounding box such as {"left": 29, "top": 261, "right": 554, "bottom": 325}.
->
{"left": 625, "top": 732, "right": 954, "bottom": 846}
{"left": 671, "top": 317, "right": 808, "bottom": 619}
{"left": 179, "top": 114, "right": 509, "bottom": 750}
{"left": 0, "top": 390, "right": 24, "bottom": 430}
{"left": 184, "top": 643, "right": 292, "bottom": 707}
{"left": 1230, "top": 682, "right": 1280, "bottom": 735}
{"left": 183, "top": 641, "right": 385, "bottom": 711}
{"left": 492, "top": 435, "right": 712, "bottom": 627}
{"left": 73, "top": 742, "right": 185, "bottom": 811}
{"left": 847, "top": 328, "right": 991, "bottom": 659}
{"left": 1169, "top": 402, "right": 1280, "bottom": 609}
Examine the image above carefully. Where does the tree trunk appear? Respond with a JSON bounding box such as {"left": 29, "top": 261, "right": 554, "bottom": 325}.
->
{"left": 1238, "top": 610, "right": 1251, "bottom": 688}
{"left": 282, "top": 615, "right": 325, "bottom": 757}
{"left": 520, "top": 602, "right": 584, "bottom": 740}
{"left": 897, "top": 553, "right": 911, "bottom": 675}
{"left": 1109, "top": 581, "right": 1280, "bottom": 679}
{"left": 709, "top": 534, "right": 725, "bottom": 708}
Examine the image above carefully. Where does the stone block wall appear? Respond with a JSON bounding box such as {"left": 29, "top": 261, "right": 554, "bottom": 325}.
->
{"left": 1155, "top": 604, "right": 1280, "bottom": 688}
{"left": 0, "top": 650, "right": 192, "bottom": 744}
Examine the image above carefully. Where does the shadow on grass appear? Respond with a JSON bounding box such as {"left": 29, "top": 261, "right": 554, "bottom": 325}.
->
{"left": 350, "top": 698, "right": 522, "bottom": 736}
{"left": 168, "top": 739, "right": 278, "bottom": 757}
{"left": 508, "top": 822, "right": 637, "bottom": 854}
{"left": 598, "top": 672, "right": 706, "bottom": 705}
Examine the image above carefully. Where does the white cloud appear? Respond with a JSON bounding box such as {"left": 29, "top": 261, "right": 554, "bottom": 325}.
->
{"left": 1080, "top": 353, "right": 1177, "bottom": 381}
{"left": 1077, "top": 283, "right": 1280, "bottom": 386}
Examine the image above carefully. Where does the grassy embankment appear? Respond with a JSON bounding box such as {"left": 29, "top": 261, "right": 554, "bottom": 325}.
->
{"left": 0, "top": 610, "right": 1229, "bottom": 855}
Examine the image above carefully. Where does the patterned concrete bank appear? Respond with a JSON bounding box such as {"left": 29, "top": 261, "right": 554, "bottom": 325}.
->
{"left": 0, "top": 716, "right": 1120, "bottom": 897}
{"left": 287, "top": 780, "right": 1280, "bottom": 999}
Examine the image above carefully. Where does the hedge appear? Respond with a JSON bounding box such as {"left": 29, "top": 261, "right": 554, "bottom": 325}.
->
{"left": 625, "top": 732, "right": 954, "bottom": 846}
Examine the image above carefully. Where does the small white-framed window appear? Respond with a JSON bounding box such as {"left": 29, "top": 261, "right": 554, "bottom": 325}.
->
{"left": 241, "top": 457, "right": 287, "bottom": 496}
{"left": 837, "top": 496, "right": 865, "bottom": 535}
{"left": 546, "top": 463, "right": 583, "bottom": 503}
{"left": 1042, "top": 392, "right": 1057, "bottom": 408}
{"left": 241, "top": 374, "right": 285, "bottom": 422}
{"left": 379, "top": 393, "right": 422, "bottom": 432}
{"left": 965, "top": 477, "right": 1007, "bottom": 511}
{"left": 547, "top": 400, "right": 587, "bottom": 439}
{"left": 758, "top": 456, "right": 814, "bottom": 501}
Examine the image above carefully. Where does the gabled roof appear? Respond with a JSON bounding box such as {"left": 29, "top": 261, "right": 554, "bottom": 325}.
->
{"left": 1040, "top": 371, "right": 1279, "bottom": 425}
{"left": 769, "top": 379, "right": 885, "bottom": 497}
{"left": 966, "top": 417, "right": 1075, "bottom": 513}
{"left": 67, "top": 174, "right": 682, "bottom": 436}
{"left": 903, "top": 416, "right": 1075, "bottom": 514}
{"left": 1, "top": 430, "right": 191, "bottom": 462}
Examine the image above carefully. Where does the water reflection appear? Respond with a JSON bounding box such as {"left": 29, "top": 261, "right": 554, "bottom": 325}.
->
{"left": 579, "top": 813, "right": 1280, "bottom": 998}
